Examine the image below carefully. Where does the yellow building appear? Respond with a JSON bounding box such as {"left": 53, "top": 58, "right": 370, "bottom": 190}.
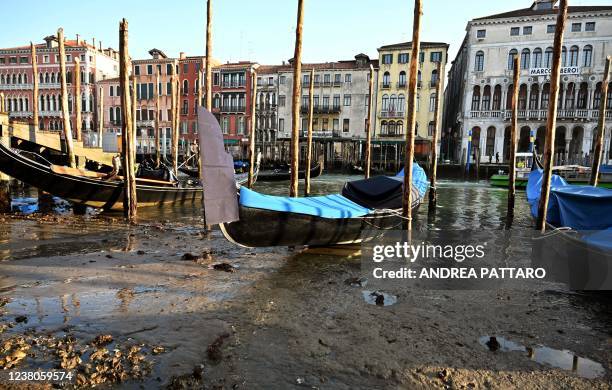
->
{"left": 375, "top": 41, "right": 449, "bottom": 164}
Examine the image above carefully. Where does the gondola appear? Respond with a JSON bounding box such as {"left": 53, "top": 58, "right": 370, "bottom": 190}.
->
{"left": 256, "top": 157, "right": 323, "bottom": 182}
{"left": 0, "top": 142, "right": 256, "bottom": 211}
{"left": 527, "top": 160, "right": 612, "bottom": 290}
{"left": 219, "top": 164, "right": 428, "bottom": 247}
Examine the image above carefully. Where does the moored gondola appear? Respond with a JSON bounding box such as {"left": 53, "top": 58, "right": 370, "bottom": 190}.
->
{"left": 0, "top": 142, "right": 257, "bottom": 211}
{"left": 220, "top": 164, "right": 428, "bottom": 247}
{"left": 256, "top": 157, "right": 324, "bottom": 182}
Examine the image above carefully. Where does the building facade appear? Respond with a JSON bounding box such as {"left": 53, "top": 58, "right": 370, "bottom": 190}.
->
{"left": 272, "top": 54, "right": 379, "bottom": 167}
{"left": 0, "top": 34, "right": 119, "bottom": 144}
{"left": 444, "top": 0, "right": 612, "bottom": 165}
{"left": 255, "top": 66, "right": 280, "bottom": 161}
{"left": 211, "top": 62, "right": 258, "bottom": 158}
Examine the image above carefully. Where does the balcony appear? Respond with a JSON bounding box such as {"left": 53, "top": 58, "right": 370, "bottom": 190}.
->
{"left": 469, "top": 109, "right": 612, "bottom": 121}
{"left": 378, "top": 132, "right": 405, "bottom": 138}
{"left": 379, "top": 111, "right": 405, "bottom": 119}
{"left": 221, "top": 82, "right": 246, "bottom": 89}
{"left": 220, "top": 105, "right": 246, "bottom": 113}
{"left": 430, "top": 80, "right": 440, "bottom": 88}
{"left": 0, "top": 84, "right": 33, "bottom": 90}
{"left": 396, "top": 82, "right": 407, "bottom": 89}
{"left": 380, "top": 83, "right": 391, "bottom": 90}
{"left": 333, "top": 80, "right": 343, "bottom": 87}
{"left": 301, "top": 130, "right": 341, "bottom": 138}
{"left": 137, "top": 119, "right": 155, "bottom": 127}
{"left": 300, "top": 105, "right": 341, "bottom": 114}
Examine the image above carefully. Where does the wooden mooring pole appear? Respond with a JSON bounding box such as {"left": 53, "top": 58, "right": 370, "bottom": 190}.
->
{"left": 304, "top": 68, "right": 315, "bottom": 196}
{"left": 507, "top": 56, "right": 521, "bottom": 219}
{"left": 402, "top": 0, "right": 422, "bottom": 231}
{"left": 365, "top": 64, "right": 374, "bottom": 179}
{"left": 205, "top": 0, "right": 213, "bottom": 111}
{"left": 429, "top": 61, "right": 443, "bottom": 208}
{"left": 119, "top": 19, "right": 137, "bottom": 222}
{"left": 248, "top": 69, "right": 257, "bottom": 188}
{"left": 74, "top": 57, "right": 82, "bottom": 142}
{"left": 155, "top": 71, "right": 161, "bottom": 167}
{"left": 590, "top": 56, "right": 611, "bottom": 187}
{"left": 31, "top": 42, "right": 39, "bottom": 131}
{"left": 290, "top": 0, "right": 305, "bottom": 198}
{"left": 537, "top": 0, "right": 568, "bottom": 232}
{"left": 98, "top": 87, "right": 104, "bottom": 148}
{"left": 58, "top": 28, "right": 76, "bottom": 168}
{"left": 171, "top": 63, "right": 179, "bottom": 177}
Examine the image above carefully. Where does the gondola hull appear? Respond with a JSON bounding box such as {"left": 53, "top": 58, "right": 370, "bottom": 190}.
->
{"left": 0, "top": 143, "right": 204, "bottom": 210}
{"left": 257, "top": 163, "right": 323, "bottom": 182}
{"left": 219, "top": 199, "right": 421, "bottom": 248}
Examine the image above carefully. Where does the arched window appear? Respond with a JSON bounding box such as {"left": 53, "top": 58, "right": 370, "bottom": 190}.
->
{"left": 109, "top": 107, "right": 115, "bottom": 122}
{"left": 397, "top": 94, "right": 405, "bottom": 113}
{"left": 45, "top": 73, "right": 49, "bottom": 83}
{"left": 561, "top": 46, "right": 567, "bottom": 67}
{"left": 24, "top": 74, "right": 28, "bottom": 84}
{"left": 388, "top": 121, "right": 396, "bottom": 135}
{"left": 51, "top": 73, "right": 56, "bottom": 84}
{"left": 577, "top": 82, "right": 588, "bottom": 109}
{"left": 429, "top": 93, "right": 437, "bottom": 112}
{"left": 565, "top": 82, "right": 576, "bottom": 109}
{"left": 486, "top": 126, "right": 496, "bottom": 156}
{"left": 381, "top": 120, "right": 388, "bottom": 135}
{"left": 18, "top": 98, "right": 23, "bottom": 111}
{"left": 389, "top": 94, "right": 397, "bottom": 112}
{"left": 471, "top": 86, "right": 481, "bottom": 111}
{"left": 544, "top": 47, "right": 554, "bottom": 68}
{"left": 382, "top": 94, "right": 389, "bottom": 112}
{"left": 12, "top": 74, "right": 16, "bottom": 84}
{"left": 518, "top": 84, "right": 528, "bottom": 110}
{"left": 115, "top": 107, "right": 121, "bottom": 123}
{"left": 533, "top": 48, "right": 542, "bottom": 68}
{"left": 583, "top": 45, "right": 593, "bottom": 67}
{"left": 593, "top": 82, "right": 602, "bottom": 109}
{"left": 431, "top": 69, "right": 439, "bottom": 86}
{"left": 508, "top": 49, "right": 518, "bottom": 70}
{"left": 18, "top": 74, "right": 22, "bottom": 84}
{"left": 398, "top": 71, "right": 406, "bottom": 87}
{"left": 481, "top": 86, "right": 491, "bottom": 111}
{"left": 520, "top": 49, "right": 531, "bottom": 69}
{"left": 182, "top": 79, "right": 189, "bottom": 95}
{"left": 397, "top": 121, "right": 404, "bottom": 135}
{"left": 529, "top": 84, "right": 539, "bottom": 109}
{"left": 0, "top": 74, "right": 4, "bottom": 84}
{"left": 382, "top": 72, "right": 391, "bottom": 87}
{"left": 541, "top": 83, "right": 550, "bottom": 109}
{"left": 475, "top": 51, "right": 484, "bottom": 72}
{"left": 39, "top": 73, "right": 43, "bottom": 84}
{"left": 569, "top": 46, "right": 579, "bottom": 67}
{"left": 417, "top": 70, "right": 422, "bottom": 87}
{"left": 493, "top": 85, "right": 502, "bottom": 110}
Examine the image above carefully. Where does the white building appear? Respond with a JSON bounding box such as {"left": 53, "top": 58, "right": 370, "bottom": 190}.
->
{"left": 255, "top": 66, "right": 280, "bottom": 161}
{"left": 273, "top": 54, "right": 379, "bottom": 166}
{"left": 444, "top": 0, "right": 612, "bottom": 165}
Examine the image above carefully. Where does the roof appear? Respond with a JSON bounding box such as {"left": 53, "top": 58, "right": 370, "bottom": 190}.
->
{"left": 473, "top": 5, "right": 612, "bottom": 21}
{"left": 1, "top": 39, "right": 94, "bottom": 52}
{"left": 378, "top": 41, "right": 449, "bottom": 51}
{"left": 272, "top": 59, "right": 379, "bottom": 73}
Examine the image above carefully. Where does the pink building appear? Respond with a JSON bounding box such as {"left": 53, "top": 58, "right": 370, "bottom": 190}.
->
{"left": 0, "top": 34, "right": 119, "bottom": 143}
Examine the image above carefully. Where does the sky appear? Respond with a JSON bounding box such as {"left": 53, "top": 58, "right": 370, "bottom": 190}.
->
{"left": 1, "top": 0, "right": 609, "bottom": 65}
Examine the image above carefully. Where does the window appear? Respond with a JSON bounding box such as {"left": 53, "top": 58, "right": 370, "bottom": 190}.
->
{"left": 477, "top": 29, "right": 486, "bottom": 38}
{"left": 322, "top": 95, "right": 329, "bottom": 108}
{"left": 345, "top": 74, "right": 352, "bottom": 83}
{"left": 303, "top": 74, "right": 310, "bottom": 85}
{"left": 279, "top": 75, "right": 286, "bottom": 84}
{"left": 583, "top": 45, "right": 593, "bottom": 67}
{"left": 430, "top": 52, "right": 442, "bottom": 62}
{"left": 547, "top": 24, "right": 555, "bottom": 33}
{"left": 429, "top": 93, "right": 436, "bottom": 112}
{"left": 109, "top": 86, "right": 114, "bottom": 97}
{"left": 398, "top": 71, "right": 406, "bottom": 87}
{"left": 382, "top": 72, "right": 391, "bottom": 87}
{"left": 333, "top": 95, "right": 340, "bottom": 108}
{"left": 183, "top": 63, "right": 188, "bottom": 74}
{"left": 508, "top": 49, "right": 518, "bottom": 70}
{"left": 167, "top": 64, "right": 173, "bottom": 75}
{"left": 343, "top": 119, "right": 349, "bottom": 132}
{"left": 20, "top": 57, "right": 28, "bottom": 64}
{"left": 471, "top": 86, "right": 481, "bottom": 111}
{"left": 585, "top": 22, "right": 596, "bottom": 32}
{"left": 533, "top": 48, "right": 542, "bottom": 68}
{"left": 544, "top": 47, "right": 553, "bottom": 68}
{"left": 324, "top": 74, "right": 331, "bottom": 84}
{"left": 571, "top": 23, "right": 581, "bottom": 32}
{"left": 334, "top": 74, "right": 342, "bottom": 84}
{"left": 521, "top": 49, "right": 531, "bottom": 69}
{"left": 333, "top": 119, "right": 339, "bottom": 131}
{"left": 475, "top": 51, "right": 484, "bottom": 71}
{"left": 523, "top": 26, "right": 533, "bottom": 35}
{"left": 343, "top": 95, "right": 351, "bottom": 106}
{"left": 134, "top": 65, "right": 140, "bottom": 75}
{"left": 279, "top": 95, "right": 286, "bottom": 107}
{"left": 419, "top": 52, "right": 425, "bottom": 62}
{"left": 382, "top": 54, "right": 393, "bottom": 65}
{"left": 322, "top": 118, "right": 328, "bottom": 131}
{"left": 398, "top": 53, "right": 409, "bottom": 63}
{"left": 279, "top": 118, "right": 284, "bottom": 132}
{"left": 569, "top": 46, "right": 579, "bottom": 66}
{"left": 428, "top": 122, "right": 435, "bottom": 137}
{"left": 213, "top": 73, "right": 219, "bottom": 85}
{"left": 562, "top": 46, "right": 568, "bottom": 66}
{"left": 43, "top": 55, "right": 49, "bottom": 64}
{"left": 510, "top": 27, "right": 520, "bottom": 36}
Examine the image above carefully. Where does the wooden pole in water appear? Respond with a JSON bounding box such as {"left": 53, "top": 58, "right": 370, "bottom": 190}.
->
{"left": 429, "top": 61, "right": 443, "bottom": 208}
{"left": 98, "top": 86, "right": 104, "bottom": 148}
{"left": 365, "top": 64, "right": 374, "bottom": 179}
{"left": 74, "top": 57, "right": 82, "bottom": 142}
{"left": 30, "top": 42, "right": 39, "bottom": 131}
{"left": 0, "top": 92, "right": 4, "bottom": 112}
{"left": 402, "top": 0, "right": 422, "bottom": 231}
{"left": 289, "top": 0, "right": 304, "bottom": 198}
{"left": 119, "top": 19, "right": 137, "bottom": 221}
{"left": 304, "top": 68, "right": 315, "bottom": 196}
{"left": 507, "top": 56, "right": 521, "bottom": 217}
{"left": 248, "top": 69, "right": 257, "bottom": 188}
{"left": 590, "top": 56, "right": 611, "bottom": 187}
{"left": 155, "top": 71, "right": 161, "bottom": 167}
{"left": 205, "top": 0, "right": 213, "bottom": 111}
{"left": 171, "top": 64, "right": 179, "bottom": 177}
{"left": 537, "top": 0, "right": 568, "bottom": 232}
{"left": 58, "top": 28, "right": 76, "bottom": 168}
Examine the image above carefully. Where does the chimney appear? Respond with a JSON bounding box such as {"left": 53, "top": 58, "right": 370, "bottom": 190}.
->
{"left": 92, "top": 38, "right": 95, "bottom": 48}
{"left": 99, "top": 41, "right": 102, "bottom": 51}
{"left": 179, "top": 52, "right": 186, "bottom": 60}
{"left": 76, "top": 34, "right": 80, "bottom": 44}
